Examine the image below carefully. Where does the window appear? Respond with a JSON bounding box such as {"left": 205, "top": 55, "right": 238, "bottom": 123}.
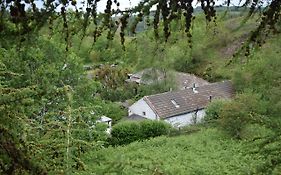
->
{"left": 171, "top": 100, "right": 180, "bottom": 108}
{"left": 143, "top": 112, "right": 146, "bottom": 116}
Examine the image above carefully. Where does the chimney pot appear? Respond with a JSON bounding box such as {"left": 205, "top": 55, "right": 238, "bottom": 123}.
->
{"left": 209, "top": 95, "right": 212, "bottom": 102}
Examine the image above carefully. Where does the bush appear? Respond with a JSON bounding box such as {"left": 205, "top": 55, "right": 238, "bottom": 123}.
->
{"left": 102, "top": 102, "right": 127, "bottom": 124}
{"left": 219, "top": 101, "right": 248, "bottom": 139}
{"left": 140, "top": 120, "right": 171, "bottom": 138}
{"left": 240, "top": 124, "right": 274, "bottom": 140}
{"left": 218, "top": 92, "right": 267, "bottom": 139}
{"left": 110, "top": 121, "right": 141, "bottom": 145}
{"left": 100, "top": 87, "right": 136, "bottom": 102}
{"left": 138, "top": 80, "right": 176, "bottom": 97}
{"left": 204, "top": 92, "right": 268, "bottom": 139}
{"left": 173, "top": 56, "right": 199, "bottom": 73}
{"left": 110, "top": 120, "right": 171, "bottom": 146}
{"left": 204, "top": 100, "right": 227, "bottom": 122}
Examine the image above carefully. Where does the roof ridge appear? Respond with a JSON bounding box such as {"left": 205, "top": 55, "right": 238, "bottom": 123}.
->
{"left": 145, "top": 80, "right": 232, "bottom": 98}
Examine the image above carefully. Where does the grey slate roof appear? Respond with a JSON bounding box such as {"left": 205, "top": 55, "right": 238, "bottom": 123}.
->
{"left": 143, "top": 81, "right": 234, "bottom": 119}
{"left": 126, "top": 68, "right": 165, "bottom": 85}
{"left": 175, "top": 72, "right": 210, "bottom": 89}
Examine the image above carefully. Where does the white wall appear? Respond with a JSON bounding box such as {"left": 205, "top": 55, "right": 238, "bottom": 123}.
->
{"left": 164, "top": 109, "right": 205, "bottom": 128}
{"left": 128, "top": 98, "right": 157, "bottom": 120}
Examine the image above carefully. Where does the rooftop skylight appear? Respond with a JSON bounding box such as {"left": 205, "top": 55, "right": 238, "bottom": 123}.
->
{"left": 171, "top": 100, "right": 180, "bottom": 108}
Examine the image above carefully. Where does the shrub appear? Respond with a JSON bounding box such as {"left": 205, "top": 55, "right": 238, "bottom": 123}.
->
{"left": 110, "top": 121, "right": 141, "bottom": 146}
{"left": 219, "top": 101, "right": 248, "bottom": 139}
{"left": 102, "top": 102, "right": 127, "bottom": 124}
{"left": 204, "top": 100, "right": 227, "bottom": 122}
{"left": 173, "top": 56, "right": 199, "bottom": 73}
{"left": 240, "top": 124, "right": 274, "bottom": 140}
{"left": 204, "top": 91, "right": 268, "bottom": 139}
{"left": 218, "top": 92, "right": 267, "bottom": 139}
{"left": 140, "top": 120, "right": 171, "bottom": 138}
{"left": 110, "top": 120, "right": 171, "bottom": 146}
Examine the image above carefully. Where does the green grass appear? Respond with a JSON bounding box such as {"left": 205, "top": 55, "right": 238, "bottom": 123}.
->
{"left": 79, "top": 128, "right": 264, "bottom": 175}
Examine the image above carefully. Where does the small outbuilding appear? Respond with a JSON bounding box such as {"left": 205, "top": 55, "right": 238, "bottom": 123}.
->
{"left": 96, "top": 116, "right": 112, "bottom": 133}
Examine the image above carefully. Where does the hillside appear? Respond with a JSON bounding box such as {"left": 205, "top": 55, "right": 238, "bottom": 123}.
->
{"left": 75, "top": 10, "right": 257, "bottom": 79}
{"left": 1, "top": 4, "right": 281, "bottom": 174}
{"left": 79, "top": 128, "right": 267, "bottom": 174}
{"left": 76, "top": 11, "right": 281, "bottom": 175}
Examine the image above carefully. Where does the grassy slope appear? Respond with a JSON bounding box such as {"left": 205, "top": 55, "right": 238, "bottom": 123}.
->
{"left": 79, "top": 128, "right": 264, "bottom": 174}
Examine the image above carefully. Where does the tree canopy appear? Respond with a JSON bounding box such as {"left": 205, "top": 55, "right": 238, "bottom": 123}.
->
{"left": 0, "top": 0, "right": 280, "bottom": 49}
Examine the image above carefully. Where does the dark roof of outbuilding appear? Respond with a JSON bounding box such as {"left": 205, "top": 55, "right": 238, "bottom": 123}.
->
{"left": 127, "top": 114, "right": 148, "bottom": 121}
{"left": 143, "top": 81, "right": 234, "bottom": 119}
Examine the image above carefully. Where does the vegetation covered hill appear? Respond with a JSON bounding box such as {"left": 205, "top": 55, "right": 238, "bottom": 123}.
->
{"left": 76, "top": 10, "right": 256, "bottom": 78}
{"left": 79, "top": 128, "right": 266, "bottom": 175}
{"left": 69, "top": 11, "right": 260, "bottom": 104}
{"left": 1, "top": 3, "right": 281, "bottom": 174}
{"left": 75, "top": 11, "right": 281, "bottom": 174}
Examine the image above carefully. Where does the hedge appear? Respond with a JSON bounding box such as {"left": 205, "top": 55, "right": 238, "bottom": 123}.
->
{"left": 110, "top": 120, "right": 171, "bottom": 146}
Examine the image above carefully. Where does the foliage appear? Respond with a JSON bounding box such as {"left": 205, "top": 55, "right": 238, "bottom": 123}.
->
{"left": 93, "top": 62, "right": 176, "bottom": 102}
{"left": 79, "top": 128, "right": 265, "bottom": 174}
{"left": 1, "top": 1, "right": 281, "bottom": 174}
{"left": 1, "top": 0, "right": 280, "bottom": 52}
{"left": 218, "top": 100, "right": 251, "bottom": 139}
{"left": 110, "top": 120, "right": 171, "bottom": 146}
{"left": 99, "top": 87, "right": 136, "bottom": 102}
{"left": 227, "top": 36, "right": 281, "bottom": 172}
{"left": 173, "top": 54, "right": 199, "bottom": 73}
{"left": 110, "top": 121, "right": 142, "bottom": 146}
{"left": 140, "top": 120, "right": 172, "bottom": 138}
{"left": 92, "top": 64, "right": 137, "bottom": 101}
{"left": 137, "top": 79, "right": 176, "bottom": 97}
{"left": 0, "top": 36, "right": 110, "bottom": 174}
{"left": 98, "top": 101, "right": 127, "bottom": 124}
{"left": 94, "top": 65, "right": 129, "bottom": 90}
{"left": 240, "top": 124, "right": 274, "bottom": 140}
{"left": 204, "top": 99, "right": 227, "bottom": 122}
{"left": 210, "top": 92, "right": 266, "bottom": 139}
{"left": 0, "top": 67, "right": 46, "bottom": 174}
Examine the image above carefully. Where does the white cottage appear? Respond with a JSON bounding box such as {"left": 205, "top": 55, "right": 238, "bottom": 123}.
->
{"left": 128, "top": 81, "right": 234, "bottom": 127}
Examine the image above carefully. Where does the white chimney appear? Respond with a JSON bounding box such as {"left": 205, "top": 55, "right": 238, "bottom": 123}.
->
{"left": 192, "top": 83, "right": 198, "bottom": 93}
